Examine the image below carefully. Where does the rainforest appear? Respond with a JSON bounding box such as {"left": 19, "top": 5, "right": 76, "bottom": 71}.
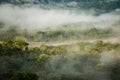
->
{"left": 0, "top": 0, "right": 120, "bottom": 80}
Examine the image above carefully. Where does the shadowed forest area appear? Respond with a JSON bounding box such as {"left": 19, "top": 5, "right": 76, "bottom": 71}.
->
{"left": 0, "top": 40, "right": 120, "bottom": 80}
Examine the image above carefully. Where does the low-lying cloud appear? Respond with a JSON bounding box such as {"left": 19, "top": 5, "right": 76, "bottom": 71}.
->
{"left": 0, "top": 4, "right": 120, "bottom": 31}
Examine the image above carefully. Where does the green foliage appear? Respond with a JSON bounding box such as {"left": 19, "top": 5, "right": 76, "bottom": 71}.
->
{"left": 0, "top": 72, "right": 39, "bottom": 80}
{"left": 0, "top": 26, "right": 116, "bottom": 42}
{"left": 37, "top": 54, "right": 51, "bottom": 64}
{"left": 14, "top": 40, "right": 29, "bottom": 49}
{"left": 2, "top": 40, "right": 28, "bottom": 50}
{"left": 0, "top": 28, "right": 19, "bottom": 40}
{"left": 0, "top": 40, "right": 120, "bottom": 80}
{"left": 18, "top": 27, "right": 113, "bottom": 42}
{"left": 86, "top": 41, "right": 104, "bottom": 55}
{"left": 15, "top": 72, "right": 39, "bottom": 80}
{"left": 0, "top": 40, "right": 29, "bottom": 56}
{"left": 106, "top": 60, "right": 120, "bottom": 80}
{"left": 40, "top": 43, "right": 47, "bottom": 51}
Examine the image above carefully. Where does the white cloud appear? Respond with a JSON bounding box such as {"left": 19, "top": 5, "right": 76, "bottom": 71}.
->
{"left": 0, "top": 4, "right": 119, "bottom": 31}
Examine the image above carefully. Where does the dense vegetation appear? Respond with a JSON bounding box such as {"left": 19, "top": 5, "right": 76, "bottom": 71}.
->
{"left": 0, "top": 40, "right": 120, "bottom": 80}
{"left": 0, "top": 25, "right": 115, "bottom": 41}
{"left": 0, "top": 1, "right": 119, "bottom": 80}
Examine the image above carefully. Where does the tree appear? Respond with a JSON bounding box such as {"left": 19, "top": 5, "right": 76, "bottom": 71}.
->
{"left": 14, "top": 40, "right": 29, "bottom": 50}
{"left": 0, "top": 72, "right": 39, "bottom": 80}
{"left": 38, "top": 54, "right": 51, "bottom": 64}
{"left": 109, "top": 60, "right": 120, "bottom": 80}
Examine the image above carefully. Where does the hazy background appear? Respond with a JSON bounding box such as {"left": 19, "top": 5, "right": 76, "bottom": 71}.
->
{"left": 0, "top": 0, "right": 120, "bottom": 31}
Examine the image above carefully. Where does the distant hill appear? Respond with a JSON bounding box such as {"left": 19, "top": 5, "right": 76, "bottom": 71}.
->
{"left": 0, "top": 0, "right": 119, "bottom": 5}
{"left": 0, "top": 0, "right": 120, "bottom": 13}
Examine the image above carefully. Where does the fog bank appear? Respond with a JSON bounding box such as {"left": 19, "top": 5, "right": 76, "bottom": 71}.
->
{"left": 0, "top": 4, "right": 120, "bottom": 31}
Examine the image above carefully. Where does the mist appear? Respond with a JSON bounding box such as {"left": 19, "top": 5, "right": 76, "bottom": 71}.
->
{"left": 0, "top": 2, "right": 120, "bottom": 80}
{"left": 0, "top": 4, "right": 120, "bottom": 31}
